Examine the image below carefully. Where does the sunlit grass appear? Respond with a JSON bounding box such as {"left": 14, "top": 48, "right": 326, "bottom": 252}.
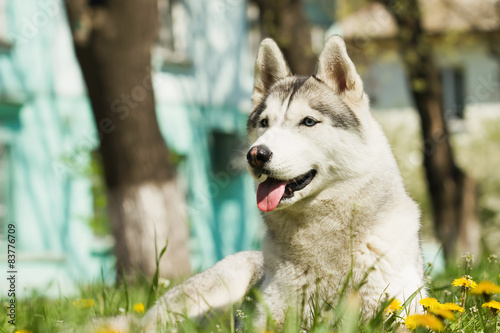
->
{"left": 1, "top": 252, "right": 499, "bottom": 332}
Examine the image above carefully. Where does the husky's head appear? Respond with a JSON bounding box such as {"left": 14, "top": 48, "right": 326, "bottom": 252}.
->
{"left": 247, "top": 36, "right": 384, "bottom": 212}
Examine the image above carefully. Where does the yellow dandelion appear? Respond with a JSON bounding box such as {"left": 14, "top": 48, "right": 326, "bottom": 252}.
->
{"left": 95, "top": 329, "right": 119, "bottom": 333}
{"left": 404, "top": 314, "right": 445, "bottom": 331}
{"left": 428, "top": 307, "right": 455, "bottom": 321}
{"left": 385, "top": 298, "right": 402, "bottom": 314}
{"left": 133, "top": 302, "right": 145, "bottom": 314}
{"left": 83, "top": 299, "right": 94, "bottom": 308}
{"left": 452, "top": 276, "right": 477, "bottom": 290}
{"left": 482, "top": 300, "right": 500, "bottom": 311}
{"left": 470, "top": 281, "right": 500, "bottom": 295}
{"left": 439, "top": 303, "right": 465, "bottom": 313}
{"left": 419, "top": 297, "right": 464, "bottom": 315}
{"left": 420, "top": 297, "right": 441, "bottom": 309}
{"left": 15, "top": 330, "right": 32, "bottom": 333}
{"left": 72, "top": 299, "right": 95, "bottom": 308}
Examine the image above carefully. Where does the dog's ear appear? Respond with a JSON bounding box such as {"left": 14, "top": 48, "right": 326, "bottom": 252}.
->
{"left": 252, "top": 38, "right": 291, "bottom": 107}
{"left": 315, "top": 35, "right": 363, "bottom": 97}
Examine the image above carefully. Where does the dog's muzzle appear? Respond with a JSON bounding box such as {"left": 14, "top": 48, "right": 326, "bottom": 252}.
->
{"left": 247, "top": 145, "right": 272, "bottom": 170}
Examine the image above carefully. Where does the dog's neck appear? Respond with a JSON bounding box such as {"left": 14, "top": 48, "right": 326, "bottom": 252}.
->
{"left": 261, "top": 167, "right": 406, "bottom": 268}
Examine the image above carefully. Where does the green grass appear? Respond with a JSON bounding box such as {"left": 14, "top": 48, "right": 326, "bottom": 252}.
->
{"left": 0, "top": 278, "right": 158, "bottom": 332}
{"left": 2, "top": 253, "right": 499, "bottom": 332}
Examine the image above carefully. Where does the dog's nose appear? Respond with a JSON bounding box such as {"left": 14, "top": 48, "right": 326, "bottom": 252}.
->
{"left": 247, "top": 145, "right": 272, "bottom": 168}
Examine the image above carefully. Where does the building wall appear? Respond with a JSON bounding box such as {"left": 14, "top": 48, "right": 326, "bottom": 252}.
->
{"left": 354, "top": 39, "right": 500, "bottom": 112}
{"left": 0, "top": 0, "right": 262, "bottom": 295}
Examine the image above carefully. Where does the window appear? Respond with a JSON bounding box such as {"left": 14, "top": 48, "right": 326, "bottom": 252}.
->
{"left": 442, "top": 67, "right": 465, "bottom": 119}
{"left": 156, "top": 0, "right": 191, "bottom": 68}
{"left": 209, "top": 131, "right": 242, "bottom": 173}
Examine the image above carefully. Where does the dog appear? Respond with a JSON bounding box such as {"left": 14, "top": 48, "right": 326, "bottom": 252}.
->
{"left": 142, "top": 35, "right": 426, "bottom": 331}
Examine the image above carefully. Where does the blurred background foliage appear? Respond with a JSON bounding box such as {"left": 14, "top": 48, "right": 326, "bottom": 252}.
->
{"left": 379, "top": 113, "right": 500, "bottom": 254}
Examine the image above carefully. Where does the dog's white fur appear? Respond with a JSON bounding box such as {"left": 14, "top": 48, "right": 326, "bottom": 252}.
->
{"left": 143, "top": 36, "right": 426, "bottom": 332}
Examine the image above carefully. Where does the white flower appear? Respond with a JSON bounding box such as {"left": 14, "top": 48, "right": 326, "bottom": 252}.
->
{"left": 235, "top": 309, "right": 247, "bottom": 319}
{"left": 159, "top": 278, "right": 171, "bottom": 288}
{"left": 462, "top": 252, "right": 475, "bottom": 265}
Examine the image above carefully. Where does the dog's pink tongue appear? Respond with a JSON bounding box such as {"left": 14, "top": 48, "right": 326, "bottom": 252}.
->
{"left": 257, "top": 178, "right": 287, "bottom": 212}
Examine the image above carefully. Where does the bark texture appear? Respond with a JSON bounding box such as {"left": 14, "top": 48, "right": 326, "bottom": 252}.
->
{"left": 253, "top": 0, "right": 316, "bottom": 75}
{"left": 65, "top": 0, "right": 190, "bottom": 278}
{"left": 378, "top": 0, "right": 480, "bottom": 261}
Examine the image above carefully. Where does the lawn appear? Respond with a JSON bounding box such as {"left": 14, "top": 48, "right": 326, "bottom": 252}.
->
{"left": 2, "top": 252, "right": 499, "bottom": 333}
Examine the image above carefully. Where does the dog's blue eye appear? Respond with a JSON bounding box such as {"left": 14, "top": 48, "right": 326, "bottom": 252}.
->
{"left": 302, "top": 117, "right": 317, "bottom": 127}
{"left": 260, "top": 118, "right": 269, "bottom": 128}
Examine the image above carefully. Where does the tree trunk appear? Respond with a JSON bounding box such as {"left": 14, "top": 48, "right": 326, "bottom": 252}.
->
{"left": 253, "top": 0, "right": 316, "bottom": 75}
{"left": 378, "top": 0, "right": 480, "bottom": 261}
{"left": 65, "top": 0, "right": 190, "bottom": 279}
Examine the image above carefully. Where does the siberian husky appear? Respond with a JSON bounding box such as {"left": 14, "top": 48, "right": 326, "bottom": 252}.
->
{"left": 142, "top": 36, "right": 426, "bottom": 331}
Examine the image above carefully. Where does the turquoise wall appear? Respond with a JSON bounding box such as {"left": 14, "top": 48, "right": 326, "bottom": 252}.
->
{"left": 0, "top": 0, "right": 262, "bottom": 296}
